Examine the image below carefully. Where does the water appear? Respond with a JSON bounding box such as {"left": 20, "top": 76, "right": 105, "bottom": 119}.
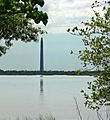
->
{"left": 0, "top": 75, "right": 107, "bottom": 120}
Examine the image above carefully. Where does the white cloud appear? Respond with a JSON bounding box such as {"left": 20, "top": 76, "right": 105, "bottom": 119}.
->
{"left": 39, "top": 0, "right": 95, "bottom": 33}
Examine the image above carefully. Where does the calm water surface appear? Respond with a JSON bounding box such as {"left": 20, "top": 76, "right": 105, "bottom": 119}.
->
{"left": 0, "top": 76, "right": 107, "bottom": 120}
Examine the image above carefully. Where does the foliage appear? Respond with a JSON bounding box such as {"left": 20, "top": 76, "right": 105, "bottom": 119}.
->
{"left": 0, "top": 0, "right": 48, "bottom": 56}
{"left": 0, "top": 14, "right": 47, "bottom": 45}
{"left": 0, "top": 46, "right": 7, "bottom": 56}
{"left": 67, "top": 0, "right": 110, "bottom": 110}
{"left": 0, "top": 0, "right": 48, "bottom": 25}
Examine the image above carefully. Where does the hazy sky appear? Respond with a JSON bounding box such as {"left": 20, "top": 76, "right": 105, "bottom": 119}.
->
{"left": 0, "top": 0, "right": 95, "bottom": 71}
{"left": 38, "top": 0, "right": 94, "bottom": 33}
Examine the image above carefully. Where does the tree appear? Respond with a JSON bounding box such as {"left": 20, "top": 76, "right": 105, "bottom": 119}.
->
{"left": 0, "top": 0, "right": 48, "bottom": 25}
{"left": 0, "top": 0, "right": 48, "bottom": 56}
{"left": 0, "top": 14, "right": 47, "bottom": 55}
{"left": 67, "top": 0, "right": 110, "bottom": 110}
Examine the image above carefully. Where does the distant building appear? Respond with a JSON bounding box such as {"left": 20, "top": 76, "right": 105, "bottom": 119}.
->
{"left": 40, "top": 37, "right": 44, "bottom": 72}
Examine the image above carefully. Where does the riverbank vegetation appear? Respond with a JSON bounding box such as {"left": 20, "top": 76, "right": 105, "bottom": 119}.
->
{"left": 0, "top": 69, "right": 100, "bottom": 76}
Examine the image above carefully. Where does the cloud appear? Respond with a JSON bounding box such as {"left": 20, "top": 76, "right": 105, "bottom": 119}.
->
{"left": 39, "top": 0, "right": 94, "bottom": 33}
{"left": 64, "top": 0, "right": 75, "bottom": 2}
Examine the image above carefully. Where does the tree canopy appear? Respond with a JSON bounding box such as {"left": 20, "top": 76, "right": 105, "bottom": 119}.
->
{"left": 68, "top": 0, "right": 110, "bottom": 110}
{"left": 0, "top": 0, "right": 48, "bottom": 25}
{"left": 0, "top": 0, "right": 48, "bottom": 56}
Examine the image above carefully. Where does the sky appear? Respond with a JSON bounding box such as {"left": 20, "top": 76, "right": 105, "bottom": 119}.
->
{"left": 39, "top": 0, "right": 94, "bottom": 33}
{"left": 0, "top": 0, "right": 95, "bottom": 71}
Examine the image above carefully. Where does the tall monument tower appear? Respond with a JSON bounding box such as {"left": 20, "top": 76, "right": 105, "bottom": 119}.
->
{"left": 40, "top": 37, "right": 44, "bottom": 72}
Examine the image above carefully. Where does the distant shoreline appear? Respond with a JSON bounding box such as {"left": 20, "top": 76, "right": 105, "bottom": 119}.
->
{"left": 0, "top": 70, "right": 98, "bottom": 76}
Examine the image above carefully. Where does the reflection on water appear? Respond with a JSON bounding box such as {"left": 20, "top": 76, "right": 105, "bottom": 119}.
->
{"left": 0, "top": 75, "right": 107, "bottom": 120}
{"left": 40, "top": 78, "right": 44, "bottom": 94}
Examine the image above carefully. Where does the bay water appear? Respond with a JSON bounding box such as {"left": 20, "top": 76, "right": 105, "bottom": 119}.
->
{"left": 0, "top": 75, "right": 107, "bottom": 120}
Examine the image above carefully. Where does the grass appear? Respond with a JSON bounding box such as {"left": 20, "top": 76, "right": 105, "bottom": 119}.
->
{"left": 14, "top": 115, "right": 55, "bottom": 120}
